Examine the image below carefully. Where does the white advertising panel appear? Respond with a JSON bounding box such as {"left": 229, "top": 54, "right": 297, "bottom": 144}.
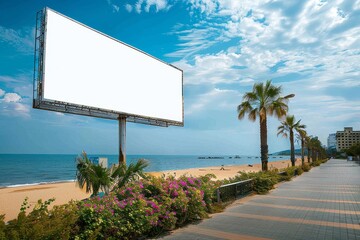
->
{"left": 41, "top": 8, "right": 183, "bottom": 125}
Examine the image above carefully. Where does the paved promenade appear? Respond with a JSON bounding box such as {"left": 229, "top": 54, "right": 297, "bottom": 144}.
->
{"left": 160, "top": 159, "right": 360, "bottom": 240}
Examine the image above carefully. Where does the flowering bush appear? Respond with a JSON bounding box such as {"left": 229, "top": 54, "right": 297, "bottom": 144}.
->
{"left": 73, "top": 174, "right": 220, "bottom": 239}
{"left": 1, "top": 199, "right": 79, "bottom": 240}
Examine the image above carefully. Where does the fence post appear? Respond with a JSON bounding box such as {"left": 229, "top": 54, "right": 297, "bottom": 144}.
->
{"left": 217, "top": 188, "right": 221, "bottom": 203}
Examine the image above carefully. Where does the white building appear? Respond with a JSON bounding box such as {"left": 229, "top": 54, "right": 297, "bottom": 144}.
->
{"left": 336, "top": 127, "right": 360, "bottom": 151}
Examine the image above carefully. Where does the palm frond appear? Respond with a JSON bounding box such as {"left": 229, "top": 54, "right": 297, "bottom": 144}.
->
{"left": 237, "top": 101, "right": 253, "bottom": 120}
{"left": 248, "top": 108, "right": 258, "bottom": 122}
{"left": 115, "top": 159, "right": 149, "bottom": 189}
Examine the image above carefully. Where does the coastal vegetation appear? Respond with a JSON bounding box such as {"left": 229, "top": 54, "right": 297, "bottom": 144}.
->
{"left": 0, "top": 157, "right": 329, "bottom": 239}
{"left": 277, "top": 115, "right": 306, "bottom": 167}
{"left": 237, "top": 80, "right": 294, "bottom": 171}
{"left": 0, "top": 173, "right": 222, "bottom": 240}
{"left": 76, "top": 152, "right": 148, "bottom": 196}
{"left": 296, "top": 129, "right": 308, "bottom": 165}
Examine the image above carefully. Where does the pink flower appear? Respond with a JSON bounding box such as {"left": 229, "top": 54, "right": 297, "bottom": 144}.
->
{"left": 172, "top": 190, "right": 179, "bottom": 197}
{"left": 187, "top": 178, "right": 195, "bottom": 185}
{"left": 179, "top": 180, "right": 187, "bottom": 187}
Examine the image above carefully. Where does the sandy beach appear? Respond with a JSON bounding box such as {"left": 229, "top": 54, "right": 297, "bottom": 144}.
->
{"left": 148, "top": 158, "right": 303, "bottom": 180}
{"left": 0, "top": 182, "right": 91, "bottom": 222}
{"left": 0, "top": 158, "right": 303, "bottom": 222}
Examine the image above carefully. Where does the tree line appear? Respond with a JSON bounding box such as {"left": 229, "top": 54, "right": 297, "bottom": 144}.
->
{"left": 237, "top": 80, "right": 327, "bottom": 171}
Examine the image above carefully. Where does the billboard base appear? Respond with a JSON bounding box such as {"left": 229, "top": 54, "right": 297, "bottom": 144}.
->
{"left": 119, "top": 116, "right": 126, "bottom": 165}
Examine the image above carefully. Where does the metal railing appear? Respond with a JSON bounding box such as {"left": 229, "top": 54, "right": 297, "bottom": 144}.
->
{"left": 216, "top": 179, "right": 254, "bottom": 203}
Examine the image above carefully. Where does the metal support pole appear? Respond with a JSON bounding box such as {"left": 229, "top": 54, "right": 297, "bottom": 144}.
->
{"left": 118, "top": 116, "right": 126, "bottom": 165}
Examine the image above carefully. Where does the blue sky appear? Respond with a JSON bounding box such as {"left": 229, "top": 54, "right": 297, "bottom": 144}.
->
{"left": 0, "top": 0, "right": 359, "bottom": 155}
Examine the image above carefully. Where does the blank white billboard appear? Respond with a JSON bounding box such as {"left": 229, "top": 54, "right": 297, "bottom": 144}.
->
{"left": 41, "top": 8, "right": 183, "bottom": 125}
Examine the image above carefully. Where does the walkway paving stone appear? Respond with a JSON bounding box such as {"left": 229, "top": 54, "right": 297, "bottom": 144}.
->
{"left": 157, "top": 159, "right": 360, "bottom": 240}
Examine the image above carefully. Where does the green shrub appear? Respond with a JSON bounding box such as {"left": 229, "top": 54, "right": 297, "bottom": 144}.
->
{"left": 278, "top": 166, "right": 295, "bottom": 181}
{"left": 74, "top": 175, "right": 220, "bottom": 239}
{"left": 4, "top": 198, "right": 79, "bottom": 240}
{"left": 296, "top": 166, "right": 304, "bottom": 176}
{"left": 310, "top": 160, "right": 321, "bottom": 167}
{"left": 0, "top": 215, "right": 5, "bottom": 240}
{"left": 235, "top": 171, "right": 279, "bottom": 194}
{"left": 302, "top": 164, "right": 311, "bottom": 172}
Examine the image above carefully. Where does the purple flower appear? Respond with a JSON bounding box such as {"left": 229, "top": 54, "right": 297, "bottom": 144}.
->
{"left": 179, "top": 180, "right": 187, "bottom": 187}
{"left": 187, "top": 178, "right": 195, "bottom": 185}
{"left": 172, "top": 190, "right": 179, "bottom": 197}
{"left": 147, "top": 200, "right": 159, "bottom": 210}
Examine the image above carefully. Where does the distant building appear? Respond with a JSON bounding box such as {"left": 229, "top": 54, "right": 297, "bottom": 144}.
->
{"left": 327, "top": 133, "right": 336, "bottom": 149}
{"left": 336, "top": 127, "right": 360, "bottom": 151}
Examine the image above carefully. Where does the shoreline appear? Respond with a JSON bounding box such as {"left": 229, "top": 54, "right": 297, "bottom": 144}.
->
{"left": 0, "top": 158, "right": 303, "bottom": 222}
{"left": 147, "top": 158, "right": 303, "bottom": 180}
{"left": 0, "top": 180, "right": 76, "bottom": 189}
{"left": 0, "top": 160, "right": 292, "bottom": 188}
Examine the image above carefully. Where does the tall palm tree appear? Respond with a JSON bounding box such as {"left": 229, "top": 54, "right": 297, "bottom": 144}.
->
{"left": 296, "top": 129, "right": 307, "bottom": 166}
{"left": 76, "top": 151, "right": 149, "bottom": 196}
{"left": 277, "top": 115, "right": 306, "bottom": 167}
{"left": 310, "top": 137, "right": 323, "bottom": 161}
{"left": 304, "top": 135, "right": 312, "bottom": 163}
{"left": 238, "top": 80, "right": 294, "bottom": 171}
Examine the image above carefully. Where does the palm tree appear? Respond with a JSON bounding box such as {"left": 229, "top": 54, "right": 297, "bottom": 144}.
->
{"left": 238, "top": 80, "right": 294, "bottom": 171}
{"left": 76, "top": 152, "right": 112, "bottom": 196}
{"left": 110, "top": 158, "right": 149, "bottom": 189}
{"left": 277, "top": 115, "right": 306, "bottom": 167}
{"left": 76, "top": 151, "right": 149, "bottom": 196}
{"left": 296, "top": 129, "right": 307, "bottom": 166}
{"left": 310, "top": 137, "right": 324, "bottom": 161}
{"left": 304, "top": 135, "right": 312, "bottom": 163}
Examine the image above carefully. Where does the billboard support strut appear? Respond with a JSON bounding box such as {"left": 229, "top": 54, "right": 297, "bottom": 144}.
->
{"left": 118, "top": 116, "right": 126, "bottom": 165}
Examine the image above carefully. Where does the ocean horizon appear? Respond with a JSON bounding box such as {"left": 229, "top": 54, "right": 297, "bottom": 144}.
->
{"left": 0, "top": 154, "right": 291, "bottom": 187}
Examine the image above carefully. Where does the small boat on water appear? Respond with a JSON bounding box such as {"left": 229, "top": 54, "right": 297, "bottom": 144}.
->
{"left": 198, "top": 156, "right": 224, "bottom": 159}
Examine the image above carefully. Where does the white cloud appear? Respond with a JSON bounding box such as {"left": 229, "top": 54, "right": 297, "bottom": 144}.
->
{"left": 3, "top": 93, "right": 21, "bottom": 103}
{"left": 113, "top": 4, "right": 120, "bottom": 12}
{"left": 168, "top": 0, "right": 360, "bottom": 89}
{"left": 1, "top": 102, "right": 31, "bottom": 118}
{"left": 106, "top": 0, "right": 120, "bottom": 12}
{"left": 0, "top": 26, "right": 33, "bottom": 54}
{"left": 186, "top": 88, "right": 239, "bottom": 115}
{"left": 187, "top": 0, "right": 219, "bottom": 15}
{"left": 133, "top": 0, "right": 171, "bottom": 13}
{"left": 164, "top": 0, "right": 360, "bottom": 146}
{"left": 0, "top": 75, "right": 24, "bottom": 83}
{"left": 0, "top": 89, "right": 4, "bottom": 97}
{"left": 125, "top": 3, "right": 133, "bottom": 12}
{"left": 355, "top": 0, "right": 360, "bottom": 10}
{"left": 166, "top": 25, "right": 223, "bottom": 58}
{"left": 0, "top": 91, "right": 30, "bottom": 118}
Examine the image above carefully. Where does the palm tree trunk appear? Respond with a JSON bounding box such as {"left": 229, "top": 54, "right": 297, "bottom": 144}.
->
{"left": 312, "top": 149, "right": 316, "bottom": 162}
{"left": 301, "top": 139, "right": 305, "bottom": 166}
{"left": 260, "top": 115, "right": 268, "bottom": 171}
{"left": 290, "top": 130, "right": 295, "bottom": 167}
{"left": 307, "top": 147, "right": 311, "bottom": 163}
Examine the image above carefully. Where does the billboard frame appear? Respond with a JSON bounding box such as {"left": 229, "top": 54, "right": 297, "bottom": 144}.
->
{"left": 33, "top": 8, "right": 184, "bottom": 164}
{"left": 33, "top": 7, "right": 184, "bottom": 128}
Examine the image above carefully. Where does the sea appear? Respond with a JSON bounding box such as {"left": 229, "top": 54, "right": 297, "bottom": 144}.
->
{"left": 0, "top": 154, "right": 290, "bottom": 187}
